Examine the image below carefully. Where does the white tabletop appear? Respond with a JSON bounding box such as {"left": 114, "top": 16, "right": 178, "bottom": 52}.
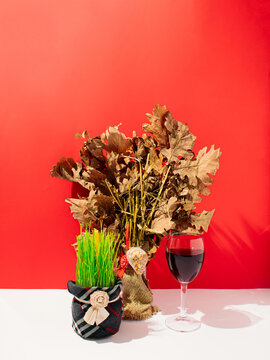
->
{"left": 0, "top": 289, "right": 269, "bottom": 360}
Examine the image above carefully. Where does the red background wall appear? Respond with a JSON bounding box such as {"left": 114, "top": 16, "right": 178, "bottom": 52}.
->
{"left": 0, "top": 0, "right": 269, "bottom": 289}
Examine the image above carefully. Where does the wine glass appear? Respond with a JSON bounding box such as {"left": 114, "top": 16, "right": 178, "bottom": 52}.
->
{"left": 165, "top": 232, "right": 204, "bottom": 332}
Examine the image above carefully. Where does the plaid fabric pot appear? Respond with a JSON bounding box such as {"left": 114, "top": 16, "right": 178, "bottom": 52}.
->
{"left": 67, "top": 279, "right": 123, "bottom": 340}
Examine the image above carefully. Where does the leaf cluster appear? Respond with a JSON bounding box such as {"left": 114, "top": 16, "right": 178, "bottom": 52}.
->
{"left": 51, "top": 105, "right": 221, "bottom": 258}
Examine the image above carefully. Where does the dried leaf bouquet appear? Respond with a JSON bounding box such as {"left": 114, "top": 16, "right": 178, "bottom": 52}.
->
{"left": 51, "top": 104, "right": 221, "bottom": 320}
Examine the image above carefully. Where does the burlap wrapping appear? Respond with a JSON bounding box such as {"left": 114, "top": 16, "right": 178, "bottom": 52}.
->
{"left": 122, "top": 265, "right": 159, "bottom": 320}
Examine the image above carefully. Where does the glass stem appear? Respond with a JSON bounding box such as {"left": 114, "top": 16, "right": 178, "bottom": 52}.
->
{"left": 180, "top": 282, "right": 188, "bottom": 318}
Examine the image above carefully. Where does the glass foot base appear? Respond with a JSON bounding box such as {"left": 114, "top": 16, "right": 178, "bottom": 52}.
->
{"left": 165, "top": 315, "right": 201, "bottom": 332}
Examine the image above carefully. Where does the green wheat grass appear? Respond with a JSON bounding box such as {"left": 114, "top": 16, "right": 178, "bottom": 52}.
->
{"left": 75, "top": 228, "right": 120, "bottom": 288}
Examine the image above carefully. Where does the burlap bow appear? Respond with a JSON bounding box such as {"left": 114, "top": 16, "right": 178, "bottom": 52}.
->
{"left": 77, "top": 290, "right": 114, "bottom": 326}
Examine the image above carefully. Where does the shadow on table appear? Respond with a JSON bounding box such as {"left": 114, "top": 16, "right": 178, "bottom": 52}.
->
{"left": 158, "top": 289, "right": 268, "bottom": 329}
{"left": 96, "top": 318, "right": 159, "bottom": 344}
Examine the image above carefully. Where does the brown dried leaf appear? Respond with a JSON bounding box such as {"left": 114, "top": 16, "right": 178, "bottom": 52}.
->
{"left": 51, "top": 158, "right": 93, "bottom": 190}
{"left": 133, "top": 137, "right": 147, "bottom": 160}
{"left": 184, "top": 179, "right": 211, "bottom": 208}
{"left": 117, "top": 166, "right": 139, "bottom": 193}
{"left": 83, "top": 167, "right": 106, "bottom": 185}
{"left": 161, "top": 113, "right": 196, "bottom": 162}
{"left": 175, "top": 177, "right": 212, "bottom": 212}
{"left": 107, "top": 215, "right": 121, "bottom": 233}
{"left": 142, "top": 104, "right": 169, "bottom": 148}
{"left": 66, "top": 191, "right": 116, "bottom": 228}
{"left": 141, "top": 236, "right": 159, "bottom": 259}
{"left": 188, "top": 209, "right": 215, "bottom": 233}
{"left": 172, "top": 209, "right": 193, "bottom": 233}
{"left": 150, "top": 197, "right": 178, "bottom": 234}
{"left": 142, "top": 134, "right": 157, "bottom": 149}
{"left": 50, "top": 157, "right": 76, "bottom": 180}
{"left": 148, "top": 244, "right": 158, "bottom": 257}
{"left": 174, "top": 145, "right": 222, "bottom": 186}
{"left": 182, "top": 202, "right": 196, "bottom": 211}
{"left": 65, "top": 190, "right": 98, "bottom": 227}
{"left": 163, "top": 175, "right": 187, "bottom": 199}
{"left": 75, "top": 130, "right": 90, "bottom": 139}
{"left": 107, "top": 152, "right": 126, "bottom": 173}
{"left": 80, "top": 137, "right": 106, "bottom": 169}
{"left": 144, "top": 176, "right": 160, "bottom": 192}
{"left": 149, "top": 148, "right": 166, "bottom": 176}
{"left": 92, "top": 195, "right": 115, "bottom": 219}
{"left": 104, "top": 126, "right": 132, "bottom": 154}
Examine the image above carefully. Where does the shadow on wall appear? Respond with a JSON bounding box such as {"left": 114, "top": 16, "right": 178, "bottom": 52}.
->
{"left": 206, "top": 218, "right": 270, "bottom": 288}
{"left": 147, "top": 214, "right": 270, "bottom": 289}
{"left": 71, "top": 181, "right": 89, "bottom": 200}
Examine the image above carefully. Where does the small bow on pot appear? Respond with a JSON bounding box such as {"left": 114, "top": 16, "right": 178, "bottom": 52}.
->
{"left": 82, "top": 291, "right": 110, "bottom": 325}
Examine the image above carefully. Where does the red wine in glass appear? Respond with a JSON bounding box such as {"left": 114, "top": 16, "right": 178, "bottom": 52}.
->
{"left": 166, "top": 248, "right": 205, "bottom": 283}
{"left": 165, "top": 233, "right": 204, "bottom": 332}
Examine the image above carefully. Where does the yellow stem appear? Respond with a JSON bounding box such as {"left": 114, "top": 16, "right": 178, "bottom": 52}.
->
{"left": 146, "top": 166, "right": 171, "bottom": 227}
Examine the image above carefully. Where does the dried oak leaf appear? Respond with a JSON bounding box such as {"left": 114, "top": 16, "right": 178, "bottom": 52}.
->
{"left": 174, "top": 145, "right": 221, "bottom": 186}
{"left": 142, "top": 134, "right": 158, "bottom": 149}
{"left": 65, "top": 190, "right": 98, "bottom": 227}
{"left": 117, "top": 166, "right": 139, "bottom": 193}
{"left": 142, "top": 104, "right": 169, "bottom": 148}
{"left": 80, "top": 137, "right": 106, "bottom": 170}
{"left": 66, "top": 191, "right": 116, "bottom": 228}
{"left": 107, "top": 215, "right": 121, "bottom": 233}
{"left": 50, "top": 157, "right": 77, "bottom": 180}
{"left": 179, "top": 178, "right": 211, "bottom": 211}
{"left": 75, "top": 130, "right": 90, "bottom": 139}
{"left": 172, "top": 209, "right": 193, "bottom": 233}
{"left": 92, "top": 194, "right": 115, "bottom": 225}
{"left": 141, "top": 236, "right": 159, "bottom": 260}
{"left": 132, "top": 137, "right": 147, "bottom": 160}
{"left": 161, "top": 113, "right": 196, "bottom": 162}
{"left": 182, "top": 201, "right": 196, "bottom": 211}
{"left": 163, "top": 175, "right": 187, "bottom": 199}
{"left": 147, "top": 243, "right": 158, "bottom": 259}
{"left": 144, "top": 237, "right": 159, "bottom": 260}
{"left": 103, "top": 126, "right": 132, "bottom": 154}
{"left": 181, "top": 209, "right": 215, "bottom": 233}
{"left": 107, "top": 152, "right": 127, "bottom": 175}
{"left": 150, "top": 197, "right": 178, "bottom": 234}
{"left": 144, "top": 175, "right": 160, "bottom": 192}
{"left": 149, "top": 148, "right": 166, "bottom": 176}
{"left": 82, "top": 167, "right": 108, "bottom": 194}
{"left": 51, "top": 158, "right": 93, "bottom": 190}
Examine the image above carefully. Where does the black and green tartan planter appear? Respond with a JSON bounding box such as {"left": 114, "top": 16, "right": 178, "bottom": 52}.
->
{"left": 67, "top": 279, "right": 123, "bottom": 340}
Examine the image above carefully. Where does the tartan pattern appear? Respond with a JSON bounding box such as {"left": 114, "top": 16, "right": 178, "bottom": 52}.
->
{"left": 67, "top": 279, "right": 123, "bottom": 340}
